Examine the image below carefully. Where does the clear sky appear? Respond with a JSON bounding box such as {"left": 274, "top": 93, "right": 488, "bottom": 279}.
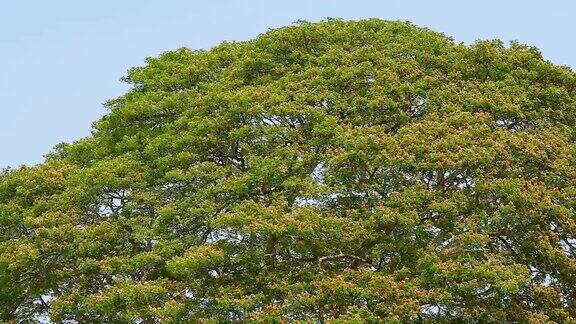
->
{"left": 1, "top": 0, "right": 574, "bottom": 168}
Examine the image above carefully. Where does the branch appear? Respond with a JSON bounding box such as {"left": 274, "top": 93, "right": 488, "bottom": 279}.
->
{"left": 496, "top": 235, "right": 517, "bottom": 255}
{"left": 38, "top": 296, "right": 50, "bottom": 310}
{"left": 318, "top": 253, "right": 372, "bottom": 268}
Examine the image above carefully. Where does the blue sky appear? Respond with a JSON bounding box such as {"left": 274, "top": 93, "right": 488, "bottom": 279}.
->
{"left": 1, "top": 0, "right": 574, "bottom": 168}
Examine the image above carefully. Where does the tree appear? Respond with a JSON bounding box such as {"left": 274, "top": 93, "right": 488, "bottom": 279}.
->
{"left": 1, "top": 19, "right": 576, "bottom": 322}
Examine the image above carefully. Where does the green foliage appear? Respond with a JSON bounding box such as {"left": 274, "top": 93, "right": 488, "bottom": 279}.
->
{"left": 2, "top": 19, "right": 576, "bottom": 322}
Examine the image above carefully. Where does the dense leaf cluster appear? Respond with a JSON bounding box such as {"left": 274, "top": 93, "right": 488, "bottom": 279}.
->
{"left": 2, "top": 19, "right": 576, "bottom": 322}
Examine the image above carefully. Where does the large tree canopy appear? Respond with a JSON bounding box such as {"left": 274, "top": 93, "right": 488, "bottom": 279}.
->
{"left": 2, "top": 19, "right": 576, "bottom": 322}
